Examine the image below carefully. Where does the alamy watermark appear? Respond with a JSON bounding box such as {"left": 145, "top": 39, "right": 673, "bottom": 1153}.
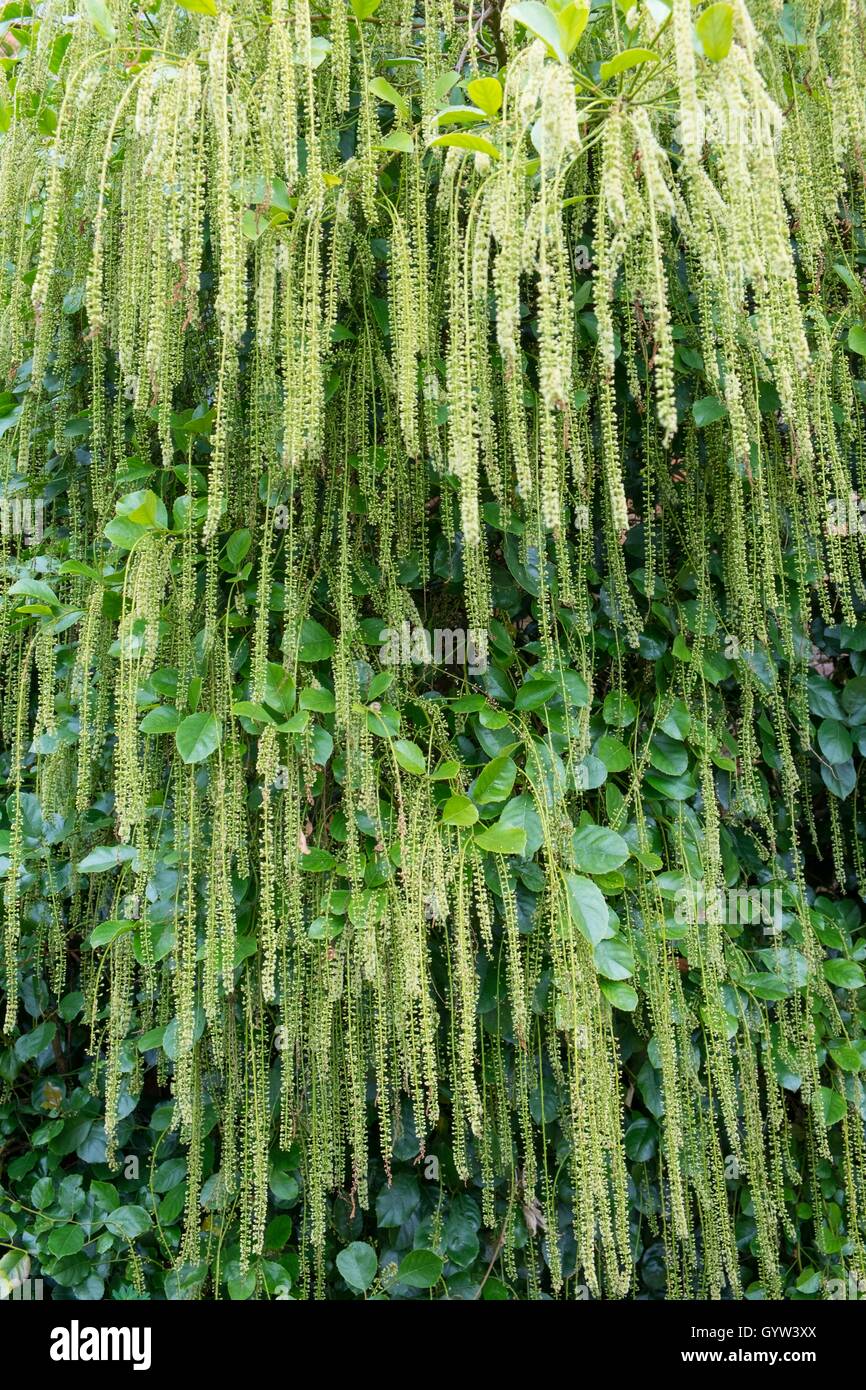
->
{"left": 674, "top": 884, "right": 784, "bottom": 936}
{"left": 826, "top": 1271, "right": 866, "bottom": 1300}
{"left": 0, "top": 496, "right": 45, "bottom": 546}
{"left": 827, "top": 494, "right": 866, "bottom": 538}
{"left": 378, "top": 621, "right": 488, "bottom": 675}
{"left": 675, "top": 103, "right": 783, "bottom": 153}
{"left": 49, "top": 1321, "right": 152, "bottom": 1370}
{"left": 0, "top": 1252, "right": 43, "bottom": 1301}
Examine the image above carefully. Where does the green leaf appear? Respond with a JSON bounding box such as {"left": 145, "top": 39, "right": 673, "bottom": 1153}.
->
{"left": 794, "top": 1267, "right": 822, "bottom": 1294}
{"left": 104, "top": 516, "right": 147, "bottom": 549}
{"left": 263, "top": 1215, "right": 293, "bottom": 1251}
{"left": 821, "top": 758, "right": 856, "bottom": 801}
{"left": 299, "top": 686, "right": 336, "bottom": 714}
{"left": 89, "top": 918, "right": 134, "bottom": 949}
{"left": 434, "top": 70, "right": 461, "bottom": 102}
{"left": 0, "top": 403, "right": 22, "bottom": 438}
{"left": 818, "top": 718, "right": 853, "bottom": 765}
{"left": 572, "top": 823, "right": 629, "bottom": 874}
{"left": 441, "top": 794, "right": 479, "bottom": 826}
{"left": 350, "top": 0, "right": 381, "bottom": 17}
{"left": 368, "top": 671, "right": 394, "bottom": 701}
{"left": 232, "top": 701, "right": 275, "bottom": 725}
{"left": 695, "top": 2, "right": 735, "bottom": 62}
{"left": 599, "top": 48, "right": 659, "bottom": 81}
{"left": 660, "top": 698, "right": 691, "bottom": 740}
{"left": 602, "top": 691, "right": 637, "bottom": 728}
{"left": 833, "top": 264, "right": 864, "bottom": 302}
{"left": 337, "top": 1241, "right": 378, "bottom": 1292}
{"left": 309, "top": 35, "right": 332, "bottom": 68}
{"left": 9, "top": 577, "right": 60, "bottom": 607}
{"left": 600, "top": 978, "right": 639, "bottom": 1011}
{"left": 58, "top": 991, "right": 84, "bottom": 1022}
{"left": 433, "top": 106, "right": 490, "bottom": 127}
{"left": 741, "top": 970, "right": 790, "bottom": 1001}
{"left": 514, "top": 675, "right": 559, "bottom": 710}
{"left": 648, "top": 732, "right": 689, "bottom": 776}
{"left": 557, "top": 2, "right": 590, "bottom": 56}
{"left": 369, "top": 77, "right": 411, "bottom": 123}
{"left": 299, "top": 847, "right": 337, "bottom": 872}
{"left": 430, "top": 759, "right": 461, "bottom": 780}
{"left": 595, "top": 735, "right": 632, "bottom": 773}
{"left": 115, "top": 488, "right": 168, "bottom": 530}
{"left": 228, "top": 1271, "right": 257, "bottom": 1300}
{"left": 828, "top": 1041, "right": 864, "bottom": 1072}
{"left": 451, "top": 694, "right": 486, "bottom": 712}
{"left": 497, "top": 795, "right": 544, "bottom": 856}
{"left": 392, "top": 738, "right": 427, "bottom": 775}
{"left": 848, "top": 325, "right": 866, "bottom": 357}
{"left": 14, "top": 1021, "right": 56, "bottom": 1061}
{"left": 47, "top": 1225, "right": 85, "bottom": 1258}
{"left": 395, "top": 1249, "right": 443, "bottom": 1289}
{"left": 83, "top": 0, "right": 117, "bottom": 41}
{"left": 510, "top": 1, "right": 568, "bottom": 63}
{"left": 624, "top": 1115, "right": 658, "bottom": 1161}
{"left": 692, "top": 395, "right": 728, "bottom": 427}
{"left": 132, "top": 921, "right": 175, "bottom": 969}
{"left": 474, "top": 823, "right": 527, "bottom": 855}
{"left": 59, "top": 560, "right": 102, "bottom": 580}
{"left": 472, "top": 754, "right": 517, "bottom": 804}
{"left": 823, "top": 959, "right": 865, "bottom": 990}
{"left": 842, "top": 676, "right": 866, "bottom": 723}
{"left": 175, "top": 713, "right": 222, "bottom": 765}
{"left": 177, "top": 0, "right": 219, "bottom": 13}
{"left": 137, "top": 1025, "right": 167, "bottom": 1053}
{"left": 593, "top": 934, "right": 635, "bottom": 981}
{"left": 77, "top": 845, "right": 138, "bottom": 873}
{"left": 299, "top": 619, "right": 335, "bottom": 662}
{"left": 139, "top": 705, "right": 181, "bottom": 734}
{"left": 466, "top": 77, "right": 503, "bottom": 116}
{"left": 375, "top": 1171, "right": 420, "bottom": 1227}
{"left": 104, "top": 1205, "right": 152, "bottom": 1240}
{"left": 777, "top": 3, "right": 808, "bottom": 47}
{"left": 563, "top": 871, "right": 614, "bottom": 946}
{"left": 820, "top": 1086, "right": 847, "bottom": 1127}
{"left": 264, "top": 663, "right": 296, "bottom": 716}
{"left": 173, "top": 405, "right": 215, "bottom": 435}
{"left": 430, "top": 132, "right": 501, "bottom": 159}
{"left": 377, "top": 131, "right": 414, "bottom": 154}
{"left": 225, "top": 528, "right": 252, "bottom": 568}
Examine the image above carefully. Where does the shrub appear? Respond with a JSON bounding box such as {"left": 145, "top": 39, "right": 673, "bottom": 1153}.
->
{"left": 1, "top": 0, "right": 865, "bottom": 1301}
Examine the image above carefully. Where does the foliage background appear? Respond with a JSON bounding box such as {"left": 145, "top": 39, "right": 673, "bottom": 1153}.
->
{"left": 1, "top": 0, "right": 866, "bottom": 1302}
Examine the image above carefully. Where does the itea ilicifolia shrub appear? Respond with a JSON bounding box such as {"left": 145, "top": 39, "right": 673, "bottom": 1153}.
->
{"left": 1, "top": 0, "right": 866, "bottom": 1300}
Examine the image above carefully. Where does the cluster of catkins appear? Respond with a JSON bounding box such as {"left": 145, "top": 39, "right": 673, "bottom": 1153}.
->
{"left": 1, "top": 0, "right": 866, "bottom": 1297}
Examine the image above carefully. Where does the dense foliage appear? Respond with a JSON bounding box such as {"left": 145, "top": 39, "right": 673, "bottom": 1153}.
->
{"left": 1, "top": 0, "right": 866, "bottom": 1302}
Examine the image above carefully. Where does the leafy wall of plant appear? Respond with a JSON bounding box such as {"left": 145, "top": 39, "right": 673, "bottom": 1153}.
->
{"left": 1, "top": 0, "right": 866, "bottom": 1301}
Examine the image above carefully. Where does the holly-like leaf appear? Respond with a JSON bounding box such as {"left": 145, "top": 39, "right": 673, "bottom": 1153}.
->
{"left": 430, "top": 132, "right": 500, "bottom": 159}
{"left": 474, "top": 823, "right": 527, "bottom": 855}
{"left": 572, "top": 823, "right": 630, "bottom": 874}
{"left": 466, "top": 77, "right": 503, "bottom": 117}
{"left": 599, "top": 48, "right": 659, "bottom": 82}
{"left": 392, "top": 739, "right": 427, "bottom": 775}
{"left": 441, "top": 794, "right": 479, "bottom": 826}
{"left": 337, "top": 1242, "right": 378, "bottom": 1292}
{"left": 510, "top": 1, "right": 568, "bottom": 63}
{"left": 175, "top": 713, "right": 222, "bottom": 765}
{"left": 696, "top": 2, "right": 735, "bottom": 62}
